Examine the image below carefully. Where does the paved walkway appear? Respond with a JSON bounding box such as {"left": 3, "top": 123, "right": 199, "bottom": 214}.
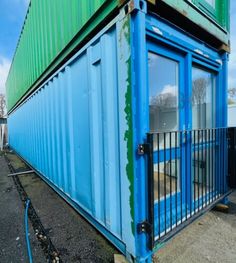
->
{"left": 154, "top": 192, "right": 236, "bottom": 263}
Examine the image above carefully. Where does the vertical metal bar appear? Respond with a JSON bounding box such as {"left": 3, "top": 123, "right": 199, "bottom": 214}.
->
{"left": 197, "top": 130, "right": 200, "bottom": 211}
{"left": 193, "top": 130, "right": 196, "bottom": 214}
{"left": 217, "top": 129, "right": 219, "bottom": 198}
{"left": 213, "top": 129, "right": 216, "bottom": 201}
{"left": 170, "top": 132, "right": 172, "bottom": 229}
{"left": 164, "top": 133, "right": 167, "bottom": 234}
{"left": 175, "top": 131, "right": 178, "bottom": 226}
{"left": 201, "top": 129, "right": 205, "bottom": 209}
{"left": 222, "top": 128, "right": 224, "bottom": 194}
{"left": 157, "top": 133, "right": 161, "bottom": 239}
{"left": 201, "top": 129, "right": 204, "bottom": 209}
{"left": 218, "top": 128, "right": 223, "bottom": 195}
{"left": 222, "top": 129, "right": 225, "bottom": 195}
{"left": 215, "top": 129, "right": 219, "bottom": 199}
{"left": 147, "top": 133, "right": 154, "bottom": 250}
{"left": 189, "top": 130, "right": 192, "bottom": 218}
{"left": 211, "top": 129, "right": 214, "bottom": 203}
{"left": 217, "top": 129, "right": 219, "bottom": 199}
{"left": 204, "top": 129, "right": 207, "bottom": 207}
{"left": 208, "top": 129, "right": 210, "bottom": 204}
{"left": 180, "top": 131, "right": 183, "bottom": 223}
{"left": 185, "top": 130, "right": 188, "bottom": 220}
{"left": 219, "top": 128, "right": 221, "bottom": 196}
{"left": 220, "top": 129, "right": 222, "bottom": 195}
{"left": 222, "top": 128, "right": 225, "bottom": 194}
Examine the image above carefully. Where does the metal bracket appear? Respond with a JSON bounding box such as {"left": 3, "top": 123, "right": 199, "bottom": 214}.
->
{"left": 137, "top": 221, "right": 152, "bottom": 234}
{"left": 137, "top": 143, "right": 150, "bottom": 155}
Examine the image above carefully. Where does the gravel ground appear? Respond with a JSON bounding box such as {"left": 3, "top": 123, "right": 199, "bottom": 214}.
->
{"left": 1, "top": 151, "right": 236, "bottom": 263}
{"left": 0, "top": 153, "right": 45, "bottom": 263}
{"left": 1, "top": 152, "right": 117, "bottom": 263}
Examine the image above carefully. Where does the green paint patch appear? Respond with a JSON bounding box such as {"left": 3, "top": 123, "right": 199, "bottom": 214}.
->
{"left": 124, "top": 56, "right": 135, "bottom": 235}
{"left": 122, "top": 15, "right": 135, "bottom": 235}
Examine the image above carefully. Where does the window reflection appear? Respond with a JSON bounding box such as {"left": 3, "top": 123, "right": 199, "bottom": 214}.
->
{"left": 192, "top": 67, "right": 216, "bottom": 130}
{"left": 154, "top": 159, "right": 180, "bottom": 200}
{"left": 148, "top": 52, "right": 179, "bottom": 133}
{"left": 192, "top": 147, "right": 215, "bottom": 200}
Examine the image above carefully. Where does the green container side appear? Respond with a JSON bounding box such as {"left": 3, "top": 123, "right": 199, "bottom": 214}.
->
{"left": 148, "top": 0, "right": 230, "bottom": 45}
{"left": 6, "top": 0, "right": 121, "bottom": 111}
{"left": 194, "top": 0, "right": 230, "bottom": 31}
{"left": 161, "top": 0, "right": 230, "bottom": 32}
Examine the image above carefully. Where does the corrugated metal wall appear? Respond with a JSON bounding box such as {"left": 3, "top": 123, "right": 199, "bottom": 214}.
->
{"left": 6, "top": 0, "right": 120, "bottom": 111}
{"left": 7, "top": 0, "right": 229, "bottom": 111}
{"left": 8, "top": 25, "right": 124, "bottom": 239}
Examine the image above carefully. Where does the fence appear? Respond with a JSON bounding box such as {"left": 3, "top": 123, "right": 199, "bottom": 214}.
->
{"left": 144, "top": 128, "right": 230, "bottom": 248}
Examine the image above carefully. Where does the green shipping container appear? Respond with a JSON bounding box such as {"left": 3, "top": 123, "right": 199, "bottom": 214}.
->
{"left": 6, "top": 0, "right": 230, "bottom": 111}
{"left": 149, "top": 0, "right": 230, "bottom": 46}
{"left": 164, "top": 0, "right": 230, "bottom": 31}
{"left": 6, "top": 0, "right": 124, "bottom": 111}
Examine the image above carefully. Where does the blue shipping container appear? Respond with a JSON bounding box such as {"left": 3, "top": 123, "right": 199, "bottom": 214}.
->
{"left": 8, "top": 1, "right": 229, "bottom": 262}
{"left": 8, "top": 16, "right": 135, "bottom": 256}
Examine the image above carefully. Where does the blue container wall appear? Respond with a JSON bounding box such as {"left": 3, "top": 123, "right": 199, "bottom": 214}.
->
{"left": 7, "top": 3, "right": 229, "bottom": 262}
{"left": 131, "top": 8, "right": 228, "bottom": 261}
{"left": 8, "top": 15, "right": 135, "bottom": 257}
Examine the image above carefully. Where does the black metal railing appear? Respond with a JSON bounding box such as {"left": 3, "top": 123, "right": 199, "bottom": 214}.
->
{"left": 146, "top": 127, "right": 231, "bottom": 248}
{"left": 228, "top": 127, "right": 236, "bottom": 188}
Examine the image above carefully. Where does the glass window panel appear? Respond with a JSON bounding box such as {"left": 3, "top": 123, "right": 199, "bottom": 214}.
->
{"left": 192, "top": 66, "right": 216, "bottom": 130}
{"left": 148, "top": 52, "right": 179, "bottom": 133}
{"left": 192, "top": 146, "right": 215, "bottom": 201}
{"left": 154, "top": 159, "right": 180, "bottom": 201}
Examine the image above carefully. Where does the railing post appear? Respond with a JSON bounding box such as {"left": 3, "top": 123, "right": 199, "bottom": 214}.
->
{"left": 228, "top": 127, "right": 236, "bottom": 188}
{"left": 147, "top": 133, "right": 154, "bottom": 250}
{"left": 137, "top": 134, "right": 154, "bottom": 250}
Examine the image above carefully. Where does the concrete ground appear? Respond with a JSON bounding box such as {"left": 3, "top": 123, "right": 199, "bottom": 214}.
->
{"left": 154, "top": 191, "right": 236, "bottom": 263}
{"left": 1, "top": 151, "right": 236, "bottom": 263}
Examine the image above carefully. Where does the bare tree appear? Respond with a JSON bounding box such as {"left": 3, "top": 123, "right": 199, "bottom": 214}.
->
{"left": 192, "top": 78, "right": 207, "bottom": 105}
{"left": 228, "top": 88, "right": 236, "bottom": 99}
{"left": 227, "top": 88, "right": 236, "bottom": 105}
{"left": 192, "top": 78, "right": 208, "bottom": 128}
{"left": 0, "top": 94, "right": 6, "bottom": 118}
{"left": 150, "top": 93, "right": 177, "bottom": 108}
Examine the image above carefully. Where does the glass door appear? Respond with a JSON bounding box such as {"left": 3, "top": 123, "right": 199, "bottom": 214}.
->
{"left": 148, "top": 43, "right": 187, "bottom": 238}
{"left": 149, "top": 52, "right": 179, "bottom": 134}
{"left": 192, "top": 66, "right": 216, "bottom": 130}
{"left": 191, "top": 65, "right": 217, "bottom": 210}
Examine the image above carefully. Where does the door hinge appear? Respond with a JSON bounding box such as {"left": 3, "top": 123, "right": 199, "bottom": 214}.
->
{"left": 137, "top": 221, "right": 152, "bottom": 234}
{"left": 137, "top": 143, "right": 150, "bottom": 155}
